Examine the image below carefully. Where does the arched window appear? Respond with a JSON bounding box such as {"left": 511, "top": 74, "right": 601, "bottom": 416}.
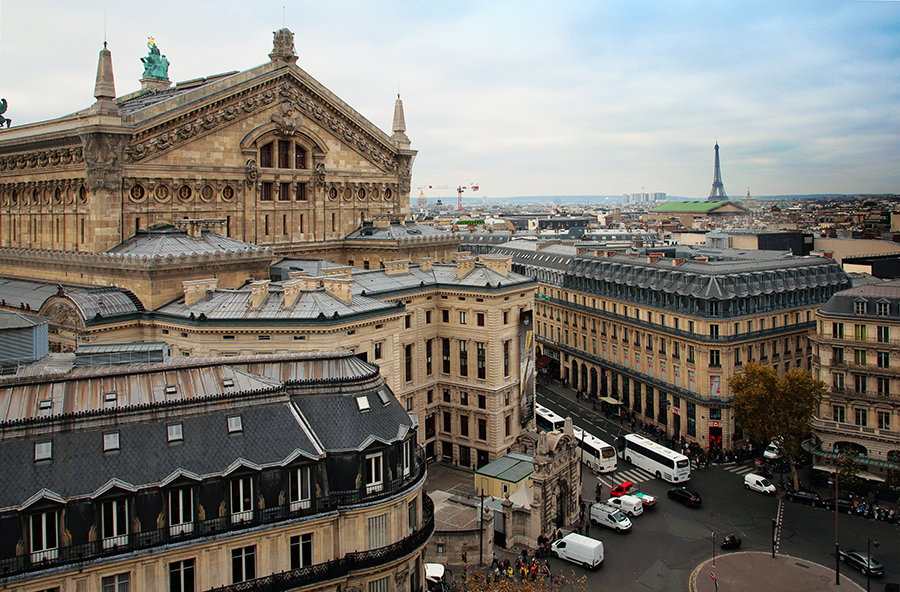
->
{"left": 259, "top": 142, "right": 273, "bottom": 168}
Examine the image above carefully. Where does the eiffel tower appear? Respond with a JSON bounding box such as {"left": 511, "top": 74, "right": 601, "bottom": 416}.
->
{"left": 708, "top": 142, "right": 728, "bottom": 201}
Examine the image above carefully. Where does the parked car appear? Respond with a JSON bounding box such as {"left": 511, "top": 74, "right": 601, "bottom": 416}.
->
{"left": 550, "top": 533, "right": 604, "bottom": 569}
{"left": 821, "top": 497, "right": 854, "bottom": 514}
{"left": 786, "top": 489, "right": 821, "bottom": 506}
{"left": 606, "top": 494, "right": 643, "bottom": 517}
{"left": 425, "top": 563, "right": 451, "bottom": 592}
{"left": 744, "top": 473, "right": 776, "bottom": 495}
{"left": 764, "top": 441, "right": 783, "bottom": 461}
{"left": 590, "top": 502, "right": 632, "bottom": 533}
{"left": 838, "top": 549, "right": 884, "bottom": 576}
{"left": 668, "top": 486, "right": 702, "bottom": 507}
{"left": 609, "top": 481, "right": 660, "bottom": 507}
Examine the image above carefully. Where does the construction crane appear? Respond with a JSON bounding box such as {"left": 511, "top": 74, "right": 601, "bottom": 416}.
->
{"left": 456, "top": 183, "right": 479, "bottom": 212}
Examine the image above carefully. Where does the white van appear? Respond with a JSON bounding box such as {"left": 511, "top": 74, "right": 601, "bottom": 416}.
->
{"left": 550, "top": 532, "right": 604, "bottom": 569}
{"left": 425, "top": 563, "right": 450, "bottom": 592}
{"left": 744, "top": 473, "right": 776, "bottom": 495}
{"left": 764, "top": 441, "right": 782, "bottom": 460}
{"left": 606, "top": 494, "right": 643, "bottom": 517}
{"left": 590, "top": 502, "right": 632, "bottom": 532}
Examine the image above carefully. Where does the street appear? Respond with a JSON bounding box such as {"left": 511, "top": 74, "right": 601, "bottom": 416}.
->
{"left": 530, "top": 387, "right": 900, "bottom": 592}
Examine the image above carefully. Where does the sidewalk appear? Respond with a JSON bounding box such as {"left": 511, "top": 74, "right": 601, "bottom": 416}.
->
{"left": 691, "top": 552, "right": 864, "bottom": 592}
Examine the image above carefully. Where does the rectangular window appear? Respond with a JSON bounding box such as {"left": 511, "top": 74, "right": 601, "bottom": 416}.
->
{"left": 478, "top": 394, "right": 486, "bottom": 409}
{"left": 169, "top": 488, "right": 194, "bottom": 535}
{"left": 102, "top": 499, "right": 129, "bottom": 549}
{"left": 709, "top": 350, "right": 720, "bottom": 367}
{"left": 103, "top": 432, "right": 120, "bottom": 453}
{"left": 503, "top": 340, "right": 510, "bottom": 376}
{"left": 478, "top": 418, "right": 487, "bottom": 441}
{"left": 878, "top": 411, "right": 890, "bottom": 430}
{"left": 442, "top": 309, "right": 449, "bottom": 323}
{"left": 687, "top": 346, "right": 695, "bottom": 363}
{"left": 877, "top": 326, "right": 890, "bottom": 343}
{"left": 854, "top": 349, "right": 867, "bottom": 366}
{"left": 443, "top": 411, "right": 452, "bottom": 433}
{"left": 460, "top": 391, "right": 468, "bottom": 406}
{"left": 460, "top": 414, "right": 469, "bottom": 437}
{"left": 476, "top": 342, "right": 486, "bottom": 379}
{"left": 855, "top": 324, "right": 867, "bottom": 341}
{"left": 878, "top": 377, "right": 890, "bottom": 397}
{"left": 30, "top": 511, "right": 58, "bottom": 562}
{"left": 855, "top": 301, "right": 866, "bottom": 315}
{"left": 477, "top": 313, "right": 485, "bottom": 326}
{"left": 687, "top": 401, "right": 696, "bottom": 437}
{"left": 833, "top": 405, "right": 846, "bottom": 423}
{"left": 459, "top": 341, "right": 468, "bottom": 377}
{"left": 297, "top": 183, "right": 307, "bottom": 201}
{"left": 289, "top": 466, "right": 311, "bottom": 511}
{"left": 169, "top": 559, "right": 195, "bottom": 592}
{"left": 101, "top": 573, "right": 130, "bottom": 592}
{"left": 375, "top": 341, "right": 383, "bottom": 360}
{"left": 35, "top": 441, "right": 52, "bottom": 462}
{"left": 833, "top": 322, "right": 844, "bottom": 339}
{"left": 259, "top": 143, "right": 273, "bottom": 167}
{"left": 854, "top": 408, "right": 868, "bottom": 427}
{"left": 290, "top": 534, "right": 313, "bottom": 570}
{"left": 833, "top": 372, "right": 845, "bottom": 391}
{"left": 278, "top": 182, "right": 291, "bottom": 201}
{"left": 405, "top": 343, "right": 413, "bottom": 382}
{"left": 878, "top": 351, "right": 890, "bottom": 368}
{"left": 426, "top": 310, "right": 432, "bottom": 324}
{"left": 367, "top": 514, "right": 388, "bottom": 549}
{"left": 855, "top": 374, "right": 867, "bottom": 395}
{"left": 369, "top": 576, "right": 391, "bottom": 592}
{"left": 260, "top": 182, "right": 273, "bottom": 201}
{"left": 277, "top": 140, "right": 290, "bottom": 168}
{"left": 459, "top": 311, "right": 467, "bottom": 325}
{"left": 442, "top": 338, "right": 451, "bottom": 373}
{"left": 426, "top": 339, "right": 433, "bottom": 375}
{"left": 408, "top": 499, "right": 418, "bottom": 534}
{"left": 231, "top": 545, "right": 256, "bottom": 583}
{"left": 877, "top": 301, "right": 889, "bottom": 316}
{"left": 230, "top": 476, "right": 254, "bottom": 523}
{"left": 833, "top": 347, "right": 844, "bottom": 364}
{"left": 365, "top": 453, "right": 383, "bottom": 493}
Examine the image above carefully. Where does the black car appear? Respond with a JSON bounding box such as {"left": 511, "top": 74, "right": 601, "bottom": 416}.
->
{"left": 668, "top": 487, "right": 702, "bottom": 507}
{"left": 838, "top": 549, "right": 884, "bottom": 576}
{"left": 821, "top": 497, "right": 854, "bottom": 514}
{"left": 786, "top": 489, "right": 821, "bottom": 506}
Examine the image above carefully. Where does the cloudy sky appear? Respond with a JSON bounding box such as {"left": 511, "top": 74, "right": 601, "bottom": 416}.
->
{"left": 1, "top": 1, "right": 898, "bottom": 198}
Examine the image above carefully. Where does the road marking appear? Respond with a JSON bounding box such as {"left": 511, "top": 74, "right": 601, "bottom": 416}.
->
{"left": 597, "top": 467, "right": 655, "bottom": 488}
{"left": 723, "top": 465, "right": 754, "bottom": 475}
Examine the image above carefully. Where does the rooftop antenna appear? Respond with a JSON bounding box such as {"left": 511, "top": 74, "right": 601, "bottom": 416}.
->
{"left": 282, "top": 6, "right": 285, "bottom": 27}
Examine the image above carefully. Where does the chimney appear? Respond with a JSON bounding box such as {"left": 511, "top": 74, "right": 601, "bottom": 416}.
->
{"left": 323, "top": 277, "right": 353, "bottom": 303}
{"left": 384, "top": 259, "right": 410, "bottom": 275}
{"left": 481, "top": 255, "right": 511, "bottom": 276}
{"left": 322, "top": 266, "right": 353, "bottom": 278}
{"left": 456, "top": 257, "right": 476, "bottom": 278}
{"left": 283, "top": 279, "right": 304, "bottom": 308}
{"left": 250, "top": 280, "right": 270, "bottom": 308}
{"left": 418, "top": 257, "right": 434, "bottom": 272}
{"left": 183, "top": 278, "right": 218, "bottom": 306}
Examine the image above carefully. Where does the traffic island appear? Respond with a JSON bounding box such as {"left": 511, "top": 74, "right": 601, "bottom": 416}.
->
{"left": 690, "top": 551, "right": 864, "bottom": 592}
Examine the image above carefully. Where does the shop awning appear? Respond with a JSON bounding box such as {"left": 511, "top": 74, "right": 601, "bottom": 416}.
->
{"left": 536, "top": 356, "right": 554, "bottom": 369}
{"left": 813, "top": 464, "right": 885, "bottom": 482}
{"left": 599, "top": 397, "right": 621, "bottom": 405}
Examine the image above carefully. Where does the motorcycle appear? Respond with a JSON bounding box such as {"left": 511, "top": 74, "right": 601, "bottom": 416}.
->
{"left": 720, "top": 534, "right": 742, "bottom": 550}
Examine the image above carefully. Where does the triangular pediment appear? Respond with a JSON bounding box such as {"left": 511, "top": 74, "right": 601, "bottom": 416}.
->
{"left": 123, "top": 66, "right": 407, "bottom": 173}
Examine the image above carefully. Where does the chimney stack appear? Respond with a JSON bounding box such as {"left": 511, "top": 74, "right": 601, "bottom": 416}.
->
{"left": 384, "top": 260, "right": 411, "bottom": 275}
{"left": 183, "top": 278, "right": 219, "bottom": 306}
{"left": 250, "top": 280, "right": 270, "bottom": 308}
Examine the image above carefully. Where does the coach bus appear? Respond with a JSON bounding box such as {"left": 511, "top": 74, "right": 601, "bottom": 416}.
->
{"left": 535, "top": 403, "right": 566, "bottom": 432}
{"left": 574, "top": 427, "right": 618, "bottom": 473}
{"left": 617, "top": 433, "right": 690, "bottom": 483}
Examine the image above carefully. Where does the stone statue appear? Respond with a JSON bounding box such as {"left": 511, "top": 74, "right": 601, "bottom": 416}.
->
{"left": 141, "top": 37, "right": 170, "bottom": 80}
{"left": 0, "top": 98, "right": 10, "bottom": 128}
{"left": 269, "top": 28, "right": 298, "bottom": 63}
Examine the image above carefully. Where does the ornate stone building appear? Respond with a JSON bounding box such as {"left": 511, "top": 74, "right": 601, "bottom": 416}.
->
{"left": 0, "top": 30, "right": 416, "bottom": 257}
{"left": 810, "top": 281, "right": 900, "bottom": 482}
{"left": 0, "top": 351, "right": 432, "bottom": 592}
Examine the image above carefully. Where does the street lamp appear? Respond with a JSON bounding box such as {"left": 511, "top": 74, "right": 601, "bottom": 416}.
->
{"left": 867, "top": 538, "right": 880, "bottom": 592}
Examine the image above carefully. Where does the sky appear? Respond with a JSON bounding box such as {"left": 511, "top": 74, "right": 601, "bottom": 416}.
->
{"left": 0, "top": 1, "right": 899, "bottom": 199}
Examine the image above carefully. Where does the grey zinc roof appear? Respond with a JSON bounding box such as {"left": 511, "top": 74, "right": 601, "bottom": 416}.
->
{"left": 109, "top": 227, "right": 263, "bottom": 257}
{"left": 346, "top": 221, "right": 453, "bottom": 240}
{"left": 158, "top": 285, "right": 394, "bottom": 320}
{"left": 0, "top": 311, "right": 48, "bottom": 330}
{"left": 349, "top": 262, "right": 534, "bottom": 297}
{"left": 819, "top": 280, "right": 900, "bottom": 317}
{"left": 0, "top": 278, "right": 143, "bottom": 318}
{"left": 0, "top": 402, "right": 318, "bottom": 510}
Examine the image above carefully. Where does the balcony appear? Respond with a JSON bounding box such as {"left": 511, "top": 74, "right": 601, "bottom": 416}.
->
{"left": 207, "top": 494, "right": 435, "bottom": 592}
{"left": 811, "top": 417, "right": 900, "bottom": 445}
{"left": 0, "top": 451, "right": 427, "bottom": 580}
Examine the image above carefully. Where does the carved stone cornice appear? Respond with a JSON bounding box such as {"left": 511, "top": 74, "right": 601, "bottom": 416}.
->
{"left": 0, "top": 145, "right": 83, "bottom": 173}
{"left": 124, "top": 75, "right": 403, "bottom": 174}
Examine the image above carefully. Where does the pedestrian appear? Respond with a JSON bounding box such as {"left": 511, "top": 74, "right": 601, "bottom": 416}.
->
{"left": 585, "top": 522, "right": 591, "bottom": 537}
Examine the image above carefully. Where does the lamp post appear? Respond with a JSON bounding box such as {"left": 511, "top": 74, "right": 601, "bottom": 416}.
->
{"left": 867, "top": 538, "right": 879, "bottom": 592}
{"left": 834, "top": 453, "right": 844, "bottom": 586}
{"left": 712, "top": 531, "right": 717, "bottom": 568}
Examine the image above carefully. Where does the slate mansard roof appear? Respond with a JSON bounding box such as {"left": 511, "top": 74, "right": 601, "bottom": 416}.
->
{"left": 818, "top": 279, "right": 900, "bottom": 318}
{"left": 487, "top": 239, "right": 850, "bottom": 300}
{"left": 0, "top": 352, "right": 414, "bottom": 511}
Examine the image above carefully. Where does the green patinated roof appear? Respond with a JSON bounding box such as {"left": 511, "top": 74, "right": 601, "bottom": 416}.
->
{"left": 475, "top": 452, "right": 533, "bottom": 483}
{"left": 651, "top": 201, "right": 729, "bottom": 212}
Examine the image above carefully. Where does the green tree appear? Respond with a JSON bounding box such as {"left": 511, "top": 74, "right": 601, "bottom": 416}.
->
{"left": 452, "top": 568, "right": 587, "bottom": 592}
{"left": 730, "top": 362, "right": 826, "bottom": 490}
{"left": 836, "top": 450, "right": 863, "bottom": 494}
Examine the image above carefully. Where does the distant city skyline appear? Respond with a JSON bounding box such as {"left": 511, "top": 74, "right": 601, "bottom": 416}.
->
{"left": 0, "top": 1, "right": 898, "bottom": 198}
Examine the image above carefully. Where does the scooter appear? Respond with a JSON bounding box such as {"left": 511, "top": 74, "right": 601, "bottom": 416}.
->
{"left": 720, "top": 534, "right": 742, "bottom": 550}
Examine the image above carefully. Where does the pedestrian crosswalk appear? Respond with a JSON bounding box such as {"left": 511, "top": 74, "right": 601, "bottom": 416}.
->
{"left": 597, "top": 466, "right": 654, "bottom": 489}
{"left": 722, "top": 464, "right": 755, "bottom": 476}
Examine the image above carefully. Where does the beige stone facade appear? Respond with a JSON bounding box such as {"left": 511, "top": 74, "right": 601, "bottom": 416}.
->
{"left": 810, "top": 282, "right": 900, "bottom": 481}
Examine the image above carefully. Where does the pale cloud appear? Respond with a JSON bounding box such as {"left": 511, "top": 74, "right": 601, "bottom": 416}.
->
{"left": 0, "top": 0, "right": 897, "bottom": 198}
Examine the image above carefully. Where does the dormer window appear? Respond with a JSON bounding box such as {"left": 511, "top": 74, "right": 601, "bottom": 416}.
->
{"left": 854, "top": 300, "right": 867, "bottom": 315}
{"left": 365, "top": 452, "right": 384, "bottom": 494}
{"left": 37, "top": 399, "right": 52, "bottom": 417}
{"left": 223, "top": 378, "right": 235, "bottom": 388}
{"left": 877, "top": 300, "right": 889, "bottom": 316}
{"left": 29, "top": 510, "right": 59, "bottom": 562}
{"left": 377, "top": 389, "right": 391, "bottom": 406}
{"left": 103, "top": 432, "right": 120, "bottom": 453}
{"left": 165, "top": 385, "right": 178, "bottom": 396}
{"left": 356, "top": 395, "right": 371, "bottom": 412}
{"left": 104, "top": 392, "right": 118, "bottom": 408}
{"left": 227, "top": 415, "right": 243, "bottom": 434}
{"left": 34, "top": 441, "right": 52, "bottom": 463}
{"left": 101, "top": 498, "right": 129, "bottom": 549}
{"left": 168, "top": 423, "right": 184, "bottom": 443}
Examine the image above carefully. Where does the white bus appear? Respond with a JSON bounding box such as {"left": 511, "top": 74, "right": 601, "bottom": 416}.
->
{"left": 574, "top": 427, "right": 617, "bottom": 473}
{"left": 535, "top": 403, "right": 566, "bottom": 432}
{"left": 616, "top": 433, "right": 690, "bottom": 483}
